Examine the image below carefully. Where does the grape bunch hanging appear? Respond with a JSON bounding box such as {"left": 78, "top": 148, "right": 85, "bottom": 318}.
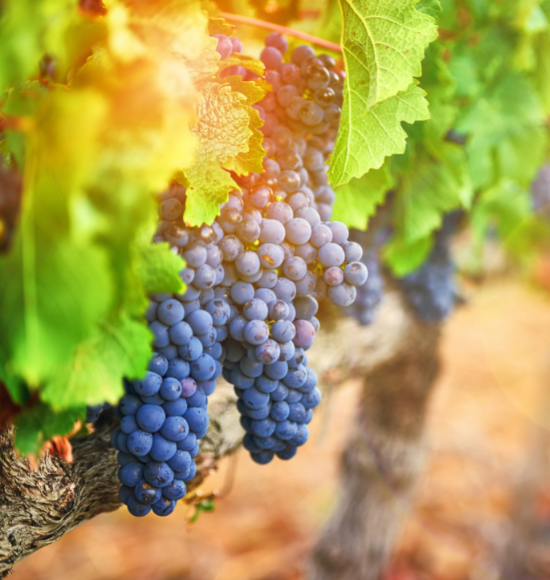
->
{"left": 97, "top": 32, "right": 369, "bottom": 517}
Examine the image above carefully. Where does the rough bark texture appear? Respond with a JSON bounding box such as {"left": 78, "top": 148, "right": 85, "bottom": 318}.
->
{"left": 0, "top": 386, "right": 241, "bottom": 578}
{"left": 309, "top": 287, "right": 442, "bottom": 580}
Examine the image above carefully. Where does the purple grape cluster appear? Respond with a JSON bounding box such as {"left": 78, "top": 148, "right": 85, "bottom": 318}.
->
{"left": 113, "top": 32, "right": 366, "bottom": 513}
{"left": 211, "top": 34, "right": 366, "bottom": 463}
{"left": 112, "top": 186, "right": 227, "bottom": 518}
{"left": 398, "top": 214, "right": 459, "bottom": 323}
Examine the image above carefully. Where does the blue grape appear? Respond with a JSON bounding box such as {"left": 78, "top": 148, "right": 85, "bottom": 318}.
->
{"left": 184, "top": 407, "right": 209, "bottom": 434}
{"left": 159, "top": 377, "right": 183, "bottom": 401}
{"left": 186, "top": 310, "right": 213, "bottom": 334}
{"left": 157, "top": 299, "right": 185, "bottom": 326}
{"left": 135, "top": 479, "right": 162, "bottom": 505}
{"left": 149, "top": 321, "right": 170, "bottom": 348}
{"left": 162, "top": 479, "right": 187, "bottom": 501}
{"left": 162, "top": 397, "right": 188, "bottom": 417}
{"left": 251, "top": 451, "right": 274, "bottom": 464}
{"left": 118, "top": 462, "right": 145, "bottom": 487}
{"left": 149, "top": 353, "right": 169, "bottom": 376}
{"left": 178, "top": 337, "right": 203, "bottom": 361}
{"left": 144, "top": 461, "right": 174, "bottom": 487}
{"left": 121, "top": 415, "right": 139, "bottom": 434}
{"left": 127, "top": 495, "right": 152, "bottom": 517}
{"left": 243, "top": 387, "right": 270, "bottom": 409}
{"left": 271, "top": 401, "right": 290, "bottom": 421}
{"left": 168, "top": 321, "right": 193, "bottom": 345}
{"left": 150, "top": 433, "right": 177, "bottom": 462}
{"left": 166, "top": 358, "right": 190, "bottom": 380}
{"left": 160, "top": 416, "right": 189, "bottom": 442}
{"left": 127, "top": 430, "right": 154, "bottom": 456}
{"left": 119, "top": 485, "right": 134, "bottom": 505}
{"left": 134, "top": 371, "right": 162, "bottom": 397}
{"left": 185, "top": 386, "right": 208, "bottom": 407}
{"left": 244, "top": 320, "right": 270, "bottom": 345}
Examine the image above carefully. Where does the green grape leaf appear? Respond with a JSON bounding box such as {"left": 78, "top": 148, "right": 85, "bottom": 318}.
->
{"left": 193, "top": 82, "right": 252, "bottom": 164}
{"left": 333, "top": 165, "right": 393, "bottom": 229}
{"left": 338, "top": 0, "right": 439, "bottom": 108}
{"left": 455, "top": 71, "right": 547, "bottom": 189}
{"left": 470, "top": 180, "right": 533, "bottom": 253}
{"left": 14, "top": 403, "right": 83, "bottom": 456}
{"left": 382, "top": 233, "right": 433, "bottom": 276}
{"left": 416, "top": 0, "right": 442, "bottom": 18}
{"left": 185, "top": 160, "right": 239, "bottom": 226}
{"left": 0, "top": 238, "right": 113, "bottom": 387}
{"left": 392, "top": 143, "right": 472, "bottom": 245}
{"left": 330, "top": 82, "right": 431, "bottom": 186}
{"left": 136, "top": 242, "right": 185, "bottom": 295}
{"left": 330, "top": 0, "right": 438, "bottom": 186}
{"left": 41, "top": 314, "right": 152, "bottom": 410}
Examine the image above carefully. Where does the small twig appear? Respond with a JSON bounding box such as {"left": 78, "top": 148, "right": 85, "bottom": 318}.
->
{"left": 220, "top": 12, "right": 342, "bottom": 53}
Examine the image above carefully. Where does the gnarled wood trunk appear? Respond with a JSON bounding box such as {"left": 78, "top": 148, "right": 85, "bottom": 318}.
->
{"left": 309, "top": 288, "right": 442, "bottom": 580}
{"left": 0, "top": 388, "right": 242, "bottom": 578}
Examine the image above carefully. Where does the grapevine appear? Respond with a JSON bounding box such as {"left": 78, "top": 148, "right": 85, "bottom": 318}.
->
{"left": 1, "top": 0, "right": 550, "bottom": 568}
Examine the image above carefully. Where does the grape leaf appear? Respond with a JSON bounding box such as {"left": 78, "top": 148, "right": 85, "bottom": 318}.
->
{"left": 455, "top": 71, "right": 547, "bottom": 190}
{"left": 41, "top": 314, "right": 152, "bottom": 409}
{"left": 382, "top": 233, "right": 433, "bottom": 277}
{"left": 184, "top": 160, "right": 239, "bottom": 226}
{"left": 393, "top": 143, "right": 472, "bottom": 245}
{"left": 330, "top": 0, "right": 438, "bottom": 186}
{"left": 331, "top": 81, "right": 431, "bottom": 186}
{"left": 14, "top": 403, "right": 83, "bottom": 456}
{"left": 332, "top": 165, "right": 393, "bottom": 229}
{"left": 136, "top": 242, "right": 185, "bottom": 295}
{"left": 339, "top": 0, "right": 439, "bottom": 108}
{"left": 221, "top": 77, "right": 266, "bottom": 175}
{"left": 184, "top": 79, "right": 266, "bottom": 225}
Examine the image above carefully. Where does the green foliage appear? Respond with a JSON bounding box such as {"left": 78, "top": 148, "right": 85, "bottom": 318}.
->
{"left": 332, "top": 166, "right": 393, "bottom": 229}
{"left": 329, "top": 0, "right": 438, "bottom": 186}
{"left": 190, "top": 498, "right": 216, "bottom": 522}
{"left": 0, "top": 0, "right": 211, "bottom": 450}
{"left": 14, "top": 402, "right": 84, "bottom": 455}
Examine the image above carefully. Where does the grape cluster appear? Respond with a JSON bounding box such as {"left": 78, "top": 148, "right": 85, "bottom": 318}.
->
{"left": 531, "top": 165, "right": 550, "bottom": 212}
{"left": 112, "top": 32, "right": 367, "bottom": 514}
{"left": 398, "top": 214, "right": 459, "bottom": 323}
{"left": 0, "top": 166, "right": 23, "bottom": 253}
{"left": 209, "top": 34, "right": 368, "bottom": 463}
{"left": 111, "top": 185, "right": 227, "bottom": 517}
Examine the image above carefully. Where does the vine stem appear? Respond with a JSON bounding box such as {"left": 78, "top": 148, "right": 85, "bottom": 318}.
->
{"left": 219, "top": 12, "right": 342, "bottom": 53}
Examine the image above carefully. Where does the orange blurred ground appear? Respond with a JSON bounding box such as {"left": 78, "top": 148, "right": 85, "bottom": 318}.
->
{"left": 11, "top": 277, "right": 550, "bottom": 580}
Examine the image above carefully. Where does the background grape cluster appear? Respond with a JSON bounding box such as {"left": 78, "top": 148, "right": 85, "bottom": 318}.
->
{"left": 398, "top": 214, "right": 460, "bottom": 323}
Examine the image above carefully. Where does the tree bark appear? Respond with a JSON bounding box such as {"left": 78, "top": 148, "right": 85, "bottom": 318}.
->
{"left": 309, "top": 287, "right": 442, "bottom": 580}
{"left": 0, "top": 387, "right": 241, "bottom": 578}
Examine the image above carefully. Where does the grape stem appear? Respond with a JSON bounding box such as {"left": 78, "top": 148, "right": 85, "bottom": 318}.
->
{"left": 220, "top": 12, "right": 342, "bottom": 53}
